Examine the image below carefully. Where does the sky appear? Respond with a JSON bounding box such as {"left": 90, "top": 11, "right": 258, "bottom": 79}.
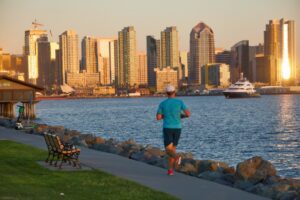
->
{"left": 0, "top": 0, "right": 299, "bottom": 64}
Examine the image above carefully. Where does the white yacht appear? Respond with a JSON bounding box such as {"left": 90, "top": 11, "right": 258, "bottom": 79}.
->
{"left": 223, "top": 74, "right": 260, "bottom": 98}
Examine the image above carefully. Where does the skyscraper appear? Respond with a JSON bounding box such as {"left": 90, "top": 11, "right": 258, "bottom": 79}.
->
{"left": 230, "top": 40, "right": 249, "bottom": 82}
{"left": 255, "top": 54, "right": 267, "bottom": 83}
{"left": 189, "top": 22, "right": 215, "bottom": 85}
{"left": 137, "top": 52, "right": 148, "bottom": 86}
{"left": 82, "top": 36, "right": 98, "bottom": 74}
{"left": 118, "top": 26, "right": 138, "bottom": 87}
{"left": 179, "top": 51, "right": 189, "bottom": 80}
{"left": 0, "top": 48, "right": 3, "bottom": 71}
{"left": 37, "top": 41, "right": 59, "bottom": 89}
{"left": 264, "top": 18, "right": 296, "bottom": 85}
{"left": 216, "top": 50, "right": 231, "bottom": 65}
{"left": 97, "top": 38, "right": 118, "bottom": 85}
{"left": 161, "top": 27, "right": 179, "bottom": 69}
{"left": 146, "top": 36, "right": 161, "bottom": 87}
{"left": 59, "top": 30, "right": 79, "bottom": 84}
{"left": 11, "top": 55, "right": 25, "bottom": 74}
{"left": 249, "top": 44, "right": 264, "bottom": 82}
{"left": 24, "top": 29, "right": 48, "bottom": 84}
{"left": 1, "top": 53, "right": 11, "bottom": 71}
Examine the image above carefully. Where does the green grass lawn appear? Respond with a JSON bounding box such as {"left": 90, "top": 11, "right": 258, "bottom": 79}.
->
{"left": 0, "top": 140, "right": 178, "bottom": 200}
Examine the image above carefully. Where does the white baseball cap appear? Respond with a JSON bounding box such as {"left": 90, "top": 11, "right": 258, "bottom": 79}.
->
{"left": 165, "top": 84, "right": 175, "bottom": 92}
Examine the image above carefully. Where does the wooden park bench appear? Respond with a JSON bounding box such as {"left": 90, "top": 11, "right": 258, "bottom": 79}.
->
{"left": 43, "top": 133, "right": 81, "bottom": 169}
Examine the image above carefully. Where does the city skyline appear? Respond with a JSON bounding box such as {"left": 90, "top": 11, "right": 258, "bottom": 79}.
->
{"left": 0, "top": 0, "right": 299, "bottom": 64}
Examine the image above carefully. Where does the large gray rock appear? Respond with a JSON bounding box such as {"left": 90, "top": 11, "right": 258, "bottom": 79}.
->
{"left": 0, "top": 118, "right": 15, "bottom": 128}
{"left": 153, "top": 157, "right": 168, "bottom": 169}
{"left": 105, "top": 138, "right": 119, "bottom": 146}
{"left": 130, "top": 151, "right": 145, "bottom": 161}
{"left": 198, "top": 171, "right": 224, "bottom": 181}
{"left": 246, "top": 183, "right": 275, "bottom": 198}
{"left": 34, "top": 124, "right": 49, "bottom": 134}
{"left": 234, "top": 180, "right": 256, "bottom": 190}
{"left": 130, "top": 147, "right": 164, "bottom": 166}
{"left": 69, "top": 136, "right": 88, "bottom": 148}
{"left": 144, "top": 146, "right": 165, "bottom": 157}
{"left": 276, "top": 191, "right": 300, "bottom": 200}
{"left": 197, "top": 160, "right": 229, "bottom": 174}
{"left": 243, "top": 174, "right": 300, "bottom": 200}
{"left": 177, "top": 152, "right": 194, "bottom": 160}
{"left": 78, "top": 139, "right": 88, "bottom": 148}
{"left": 118, "top": 139, "right": 142, "bottom": 158}
{"left": 91, "top": 143, "right": 122, "bottom": 154}
{"left": 236, "top": 156, "right": 277, "bottom": 182}
{"left": 198, "top": 171, "right": 234, "bottom": 186}
{"left": 178, "top": 159, "right": 199, "bottom": 175}
{"left": 222, "top": 174, "right": 236, "bottom": 185}
{"left": 70, "top": 136, "right": 81, "bottom": 146}
{"left": 79, "top": 134, "right": 96, "bottom": 146}
{"left": 48, "top": 126, "right": 65, "bottom": 137}
{"left": 64, "top": 129, "right": 81, "bottom": 137}
{"left": 179, "top": 162, "right": 198, "bottom": 175}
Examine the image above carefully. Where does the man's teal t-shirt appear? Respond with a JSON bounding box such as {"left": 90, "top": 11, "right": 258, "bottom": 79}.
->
{"left": 157, "top": 98, "right": 187, "bottom": 129}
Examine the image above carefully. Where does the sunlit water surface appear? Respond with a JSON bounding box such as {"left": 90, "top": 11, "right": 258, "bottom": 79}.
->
{"left": 36, "top": 95, "right": 300, "bottom": 178}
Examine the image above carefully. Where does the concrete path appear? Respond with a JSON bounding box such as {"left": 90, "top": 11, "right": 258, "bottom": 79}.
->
{"left": 0, "top": 126, "right": 270, "bottom": 200}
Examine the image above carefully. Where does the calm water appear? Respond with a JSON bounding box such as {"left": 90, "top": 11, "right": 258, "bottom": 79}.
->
{"left": 35, "top": 95, "right": 300, "bottom": 178}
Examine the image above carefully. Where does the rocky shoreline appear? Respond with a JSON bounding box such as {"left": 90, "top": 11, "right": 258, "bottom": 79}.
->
{"left": 0, "top": 118, "right": 299, "bottom": 200}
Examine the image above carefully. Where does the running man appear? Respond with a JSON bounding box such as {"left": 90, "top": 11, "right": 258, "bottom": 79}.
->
{"left": 156, "top": 85, "right": 190, "bottom": 176}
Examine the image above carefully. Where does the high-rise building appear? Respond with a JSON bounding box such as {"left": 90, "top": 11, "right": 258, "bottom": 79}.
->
{"left": 230, "top": 40, "right": 249, "bottom": 82}
{"left": 137, "top": 52, "right": 148, "bottom": 86}
{"left": 189, "top": 22, "right": 215, "bottom": 85}
{"left": 118, "top": 26, "right": 138, "bottom": 87}
{"left": 180, "top": 51, "right": 189, "bottom": 79}
{"left": 249, "top": 44, "right": 264, "bottom": 82}
{"left": 2, "top": 53, "right": 11, "bottom": 71}
{"left": 216, "top": 50, "right": 231, "bottom": 65}
{"left": 161, "top": 27, "right": 179, "bottom": 69}
{"left": 155, "top": 67, "right": 178, "bottom": 93}
{"left": 0, "top": 48, "right": 3, "bottom": 71}
{"left": 146, "top": 36, "right": 161, "bottom": 87}
{"left": 11, "top": 55, "right": 25, "bottom": 73}
{"left": 264, "top": 18, "right": 296, "bottom": 85}
{"left": 255, "top": 54, "right": 267, "bottom": 83}
{"left": 59, "top": 30, "right": 80, "bottom": 84}
{"left": 37, "top": 41, "right": 59, "bottom": 89}
{"left": 24, "top": 29, "right": 48, "bottom": 84}
{"left": 55, "top": 49, "right": 63, "bottom": 86}
{"left": 201, "top": 63, "right": 230, "bottom": 88}
{"left": 97, "top": 38, "right": 118, "bottom": 85}
{"left": 82, "top": 36, "right": 98, "bottom": 74}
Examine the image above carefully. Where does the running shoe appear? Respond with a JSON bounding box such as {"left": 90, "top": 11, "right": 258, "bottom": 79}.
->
{"left": 167, "top": 169, "right": 174, "bottom": 176}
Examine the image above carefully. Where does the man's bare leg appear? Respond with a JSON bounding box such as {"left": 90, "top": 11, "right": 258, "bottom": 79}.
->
{"left": 166, "top": 143, "right": 177, "bottom": 169}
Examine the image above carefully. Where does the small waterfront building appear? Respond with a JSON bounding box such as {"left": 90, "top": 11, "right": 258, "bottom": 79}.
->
{"left": 66, "top": 71, "right": 100, "bottom": 87}
{"left": 93, "top": 86, "right": 115, "bottom": 96}
{"left": 201, "top": 63, "right": 230, "bottom": 88}
{"left": 0, "top": 75, "right": 43, "bottom": 118}
{"left": 155, "top": 66, "right": 178, "bottom": 93}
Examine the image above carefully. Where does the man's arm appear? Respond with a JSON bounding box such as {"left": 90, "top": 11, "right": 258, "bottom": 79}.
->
{"left": 156, "top": 103, "right": 163, "bottom": 121}
{"left": 184, "top": 109, "right": 191, "bottom": 118}
{"left": 156, "top": 113, "right": 163, "bottom": 121}
{"left": 181, "top": 101, "right": 190, "bottom": 118}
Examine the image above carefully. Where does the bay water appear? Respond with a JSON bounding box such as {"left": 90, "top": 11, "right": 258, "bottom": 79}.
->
{"left": 35, "top": 95, "right": 300, "bottom": 178}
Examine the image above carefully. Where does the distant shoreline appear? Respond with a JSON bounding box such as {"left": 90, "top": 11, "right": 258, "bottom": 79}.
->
{"left": 36, "top": 92, "right": 300, "bottom": 100}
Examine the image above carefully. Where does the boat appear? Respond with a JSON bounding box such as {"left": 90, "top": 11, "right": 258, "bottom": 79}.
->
{"left": 223, "top": 74, "right": 260, "bottom": 98}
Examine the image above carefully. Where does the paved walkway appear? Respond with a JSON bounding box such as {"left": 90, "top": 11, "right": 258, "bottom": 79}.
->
{"left": 0, "top": 126, "right": 270, "bottom": 200}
